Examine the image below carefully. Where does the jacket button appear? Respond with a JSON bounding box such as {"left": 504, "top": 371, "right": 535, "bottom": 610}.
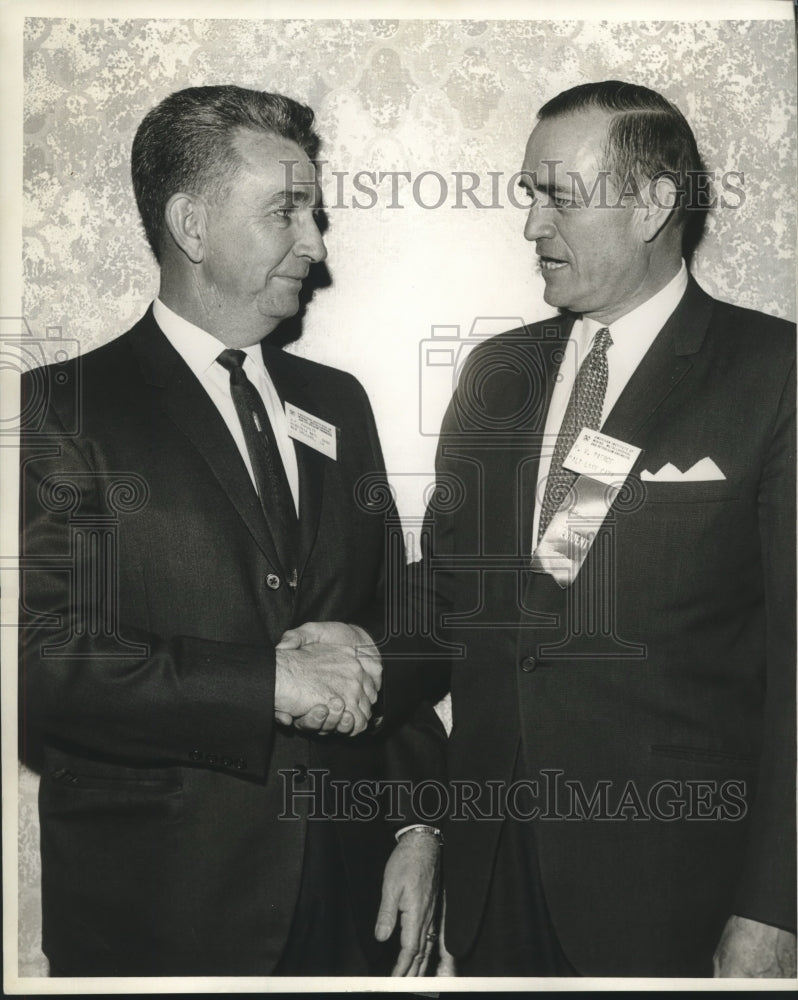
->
{"left": 265, "top": 573, "right": 281, "bottom": 590}
{"left": 234, "top": 758, "right": 246, "bottom": 770}
{"left": 189, "top": 749, "right": 202, "bottom": 761}
{"left": 206, "top": 753, "right": 218, "bottom": 765}
{"left": 295, "top": 764, "right": 308, "bottom": 783}
{"left": 520, "top": 655, "right": 537, "bottom": 673}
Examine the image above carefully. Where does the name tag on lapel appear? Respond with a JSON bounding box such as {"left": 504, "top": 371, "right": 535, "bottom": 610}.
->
{"left": 532, "top": 429, "right": 641, "bottom": 587}
{"left": 285, "top": 402, "right": 338, "bottom": 460}
{"left": 563, "top": 428, "right": 641, "bottom": 483}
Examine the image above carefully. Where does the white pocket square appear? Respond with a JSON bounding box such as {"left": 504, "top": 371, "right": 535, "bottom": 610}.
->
{"left": 640, "top": 457, "right": 726, "bottom": 482}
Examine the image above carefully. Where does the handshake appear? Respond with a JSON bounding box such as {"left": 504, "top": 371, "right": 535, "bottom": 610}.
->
{"left": 274, "top": 621, "right": 382, "bottom": 736}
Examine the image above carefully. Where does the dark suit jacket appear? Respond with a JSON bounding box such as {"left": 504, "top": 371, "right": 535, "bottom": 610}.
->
{"left": 426, "top": 278, "right": 796, "bottom": 976}
{"left": 19, "top": 308, "right": 444, "bottom": 976}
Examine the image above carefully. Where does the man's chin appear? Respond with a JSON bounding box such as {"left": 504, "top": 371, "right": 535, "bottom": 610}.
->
{"left": 541, "top": 283, "right": 570, "bottom": 310}
{"left": 258, "top": 297, "right": 301, "bottom": 322}
{"left": 251, "top": 304, "right": 303, "bottom": 342}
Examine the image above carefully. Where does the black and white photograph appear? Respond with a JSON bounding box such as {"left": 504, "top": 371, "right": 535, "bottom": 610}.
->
{"left": 2, "top": 0, "right": 796, "bottom": 991}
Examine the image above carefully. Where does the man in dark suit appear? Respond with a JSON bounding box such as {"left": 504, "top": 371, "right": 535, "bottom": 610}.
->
{"left": 422, "top": 81, "right": 796, "bottom": 977}
{"left": 19, "top": 85, "right": 443, "bottom": 977}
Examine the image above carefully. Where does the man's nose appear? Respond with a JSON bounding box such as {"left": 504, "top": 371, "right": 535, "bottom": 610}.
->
{"left": 295, "top": 213, "right": 327, "bottom": 263}
{"left": 524, "top": 203, "right": 556, "bottom": 242}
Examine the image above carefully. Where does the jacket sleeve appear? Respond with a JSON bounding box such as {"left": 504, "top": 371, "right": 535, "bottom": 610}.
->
{"left": 337, "top": 375, "right": 449, "bottom": 825}
{"left": 343, "top": 375, "right": 450, "bottom": 724}
{"left": 19, "top": 371, "right": 278, "bottom": 780}
{"left": 732, "top": 358, "right": 797, "bottom": 932}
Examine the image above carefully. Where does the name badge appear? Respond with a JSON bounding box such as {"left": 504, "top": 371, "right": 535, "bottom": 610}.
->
{"left": 285, "top": 403, "right": 338, "bottom": 460}
{"left": 531, "top": 429, "right": 642, "bottom": 587}
{"left": 563, "top": 428, "right": 641, "bottom": 483}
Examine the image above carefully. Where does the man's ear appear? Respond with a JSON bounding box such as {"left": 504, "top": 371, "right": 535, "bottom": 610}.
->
{"left": 164, "top": 192, "right": 206, "bottom": 263}
{"left": 639, "top": 173, "right": 679, "bottom": 243}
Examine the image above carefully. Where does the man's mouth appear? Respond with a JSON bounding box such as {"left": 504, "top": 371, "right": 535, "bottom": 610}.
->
{"left": 538, "top": 255, "right": 568, "bottom": 272}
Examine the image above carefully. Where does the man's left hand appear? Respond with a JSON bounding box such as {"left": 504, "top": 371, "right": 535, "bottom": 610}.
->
{"left": 374, "top": 830, "right": 441, "bottom": 976}
{"left": 714, "top": 914, "right": 797, "bottom": 977}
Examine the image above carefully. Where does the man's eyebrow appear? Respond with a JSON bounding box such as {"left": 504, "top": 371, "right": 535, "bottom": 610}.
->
{"left": 517, "top": 176, "right": 572, "bottom": 197}
{"left": 538, "top": 181, "right": 573, "bottom": 196}
{"left": 265, "top": 188, "right": 319, "bottom": 207}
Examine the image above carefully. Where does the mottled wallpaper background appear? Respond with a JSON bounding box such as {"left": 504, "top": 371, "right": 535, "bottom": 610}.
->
{"left": 18, "top": 16, "right": 797, "bottom": 976}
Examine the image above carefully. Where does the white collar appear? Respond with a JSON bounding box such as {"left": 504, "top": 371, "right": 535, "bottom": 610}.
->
{"left": 152, "top": 298, "right": 265, "bottom": 378}
{"left": 582, "top": 260, "right": 688, "bottom": 348}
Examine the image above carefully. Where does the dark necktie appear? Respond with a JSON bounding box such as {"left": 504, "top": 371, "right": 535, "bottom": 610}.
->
{"left": 537, "top": 326, "right": 613, "bottom": 543}
{"left": 217, "top": 348, "right": 297, "bottom": 579}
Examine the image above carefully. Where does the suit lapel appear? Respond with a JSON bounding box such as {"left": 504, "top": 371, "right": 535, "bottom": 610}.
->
{"left": 128, "top": 310, "right": 287, "bottom": 574}
{"left": 601, "top": 276, "right": 715, "bottom": 460}
{"left": 524, "top": 279, "right": 714, "bottom": 554}
{"left": 508, "top": 316, "right": 575, "bottom": 556}
{"left": 260, "top": 342, "right": 327, "bottom": 583}
{"left": 538, "top": 314, "right": 577, "bottom": 432}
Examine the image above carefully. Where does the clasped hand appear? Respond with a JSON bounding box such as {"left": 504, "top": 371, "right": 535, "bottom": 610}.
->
{"left": 274, "top": 621, "right": 382, "bottom": 736}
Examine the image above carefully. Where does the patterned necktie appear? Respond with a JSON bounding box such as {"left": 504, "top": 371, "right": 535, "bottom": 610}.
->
{"left": 537, "top": 326, "right": 613, "bottom": 543}
{"left": 217, "top": 349, "right": 297, "bottom": 578}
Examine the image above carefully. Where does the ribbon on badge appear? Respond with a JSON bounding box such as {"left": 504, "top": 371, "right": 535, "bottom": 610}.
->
{"left": 531, "top": 428, "right": 642, "bottom": 587}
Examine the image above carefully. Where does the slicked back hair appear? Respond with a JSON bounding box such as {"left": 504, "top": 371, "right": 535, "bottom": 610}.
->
{"left": 131, "top": 85, "right": 320, "bottom": 262}
{"left": 538, "top": 80, "right": 705, "bottom": 225}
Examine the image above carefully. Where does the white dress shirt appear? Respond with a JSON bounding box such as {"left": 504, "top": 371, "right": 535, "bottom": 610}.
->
{"left": 153, "top": 298, "right": 300, "bottom": 514}
{"left": 532, "top": 261, "right": 689, "bottom": 543}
